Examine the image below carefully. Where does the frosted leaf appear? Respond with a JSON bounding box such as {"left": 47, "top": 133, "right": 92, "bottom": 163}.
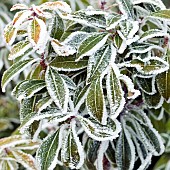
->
{"left": 1, "top": 58, "right": 39, "bottom": 92}
{"left": 133, "top": 0, "right": 166, "bottom": 10}
{"left": 148, "top": 10, "right": 170, "bottom": 21}
{"left": 3, "top": 22, "right": 18, "bottom": 45}
{"left": 76, "top": 33, "right": 109, "bottom": 61}
{"left": 12, "top": 79, "right": 46, "bottom": 101}
{"left": 139, "top": 29, "right": 169, "bottom": 43}
{"left": 36, "top": 126, "right": 66, "bottom": 170}
{"left": 12, "top": 150, "right": 38, "bottom": 170}
{"left": 115, "top": 0, "right": 134, "bottom": 18}
{"left": 12, "top": 11, "right": 33, "bottom": 28}
{"left": 10, "top": 4, "right": 29, "bottom": 11}
{"left": 78, "top": 116, "right": 121, "bottom": 141}
{"left": 45, "top": 66, "right": 69, "bottom": 113}
{"left": 116, "top": 122, "right": 136, "bottom": 170}
{"left": 61, "top": 120, "right": 84, "bottom": 169}
{"left": 8, "top": 40, "right": 33, "bottom": 60}
{"left": 119, "top": 74, "right": 141, "bottom": 99}
{"left": 60, "top": 75, "right": 76, "bottom": 90}
{"left": 86, "top": 78, "right": 107, "bottom": 124}
{"left": 28, "top": 17, "right": 48, "bottom": 54}
{"left": 40, "top": 1, "right": 72, "bottom": 14}
{"left": 106, "top": 65, "right": 125, "bottom": 119}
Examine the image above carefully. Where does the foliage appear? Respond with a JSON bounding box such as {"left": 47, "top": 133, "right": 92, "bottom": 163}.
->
{"left": 1, "top": 0, "right": 170, "bottom": 170}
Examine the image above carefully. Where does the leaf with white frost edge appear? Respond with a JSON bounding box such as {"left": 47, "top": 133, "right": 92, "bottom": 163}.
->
{"left": 9, "top": 40, "right": 33, "bottom": 60}
{"left": 12, "top": 79, "right": 46, "bottom": 101}
{"left": 148, "top": 10, "right": 170, "bottom": 21}
{"left": 10, "top": 4, "right": 29, "bottom": 11}
{"left": 1, "top": 58, "right": 39, "bottom": 92}
{"left": 133, "top": 0, "right": 166, "bottom": 10}
{"left": 61, "top": 120, "right": 84, "bottom": 169}
{"left": 45, "top": 66, "right": 69, "bottom": 113}
{"left": 11, "top": 150, "right": 37, "bottom": 170}
{"left": 106, "top": 65, "right": 125, "bottom": 119}
{"left": 119, "top": 74, "right": 141, "bottom": 99}
{"left": 115, "top": 123, "right": 135, "bottom": 170}
{"left": 78, "top": 116, "right": 121, "bottom": 141}
{"left": 76, "top": 33, "right": 109, "bottom": 61}
{"left": 86, "top": 78, "right": 107, "bottom": 124}
{"left": 36, "top": 126, "right": 65, "bottom": 170}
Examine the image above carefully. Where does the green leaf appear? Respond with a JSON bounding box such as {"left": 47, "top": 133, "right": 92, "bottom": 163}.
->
{"left": 149, "top": 10, "right": 170, "bottom": 21}
{"left": 50, "top": 55, "right": 88, "bottom": 71}
{"left": 115, "top": 128, "right": 135, "bottom": 170}
{"left": 3, "top": 22, "right": 17, "bottom": 45}
{"left": 87, "top": 44, "right": 116, "bottom": 82}
{"left": 156, "top": 69, "right": 170, "bottom": 102}
{"left": 143, "top": 91, "right": 164, "bottom": 109}
{"left": 139, "top": 29, "right": 168, "bottom": 42}
{"left": 36, "top": 127, "right": 64, "bottom": 170}
{"left": 86, "top": 78, "right": 105, "bottom": 123}
{"left": 106, "top": 65, "right": 125, "bottom": 119}
{"left": 1, "top": 58, "right": 39, "bottom": 92}
{"left": 61, "top": 120, "right": 84, "bottom": 169}
{"left": 76, "top": 32, "right": 109, "bottom": 61}
{"left": 115, "top": 0, "right": 134, "bottom": 18}
{"left": 8, "top": 40, "right": 33, "bottom": 60}
{"left": 45, "top": 66, "right": 69, "bottom": 112}
{"left": 12, "top": 79, "right": 46, "bottom": 101}
{"left": 78, "top": 116, "right": 121, "bottom": 141}
{"left": 50, "top": 14, "right": 64, "bottom": 40}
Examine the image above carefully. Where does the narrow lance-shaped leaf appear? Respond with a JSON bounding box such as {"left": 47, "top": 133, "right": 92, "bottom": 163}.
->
{"left": 3, "top": 22, "right": 17, "bottom": 45}
{"left": 61, "top": 120, "right": 84, "bottom": 169}
{"left": 76, "top": 32, "right": 109, "bottom": 61}
{"left": 12, "top": 79, "right": 46, "bottom": 101}
{"left": 1, "top": 58, "right": 39, "bottom": 92}
{"left": 116, "top": 122, "right": 135, "bottom": 170}
{"left": 148, "top": 10, "right": 170, "bottom": 21}
{"left": 106, "top": 65, "right": 125, "bottom": 119}
{"left": 86, "top": 78, "right": 106, "bottom": 123}
{"left": 50, "top": 55, "right": 88, "bottom": 71}
{"left": 87, "top": 44, "right": 116, "bottom": 83}
{"left": 78, "top": 116, "right": 121, "bottom": 141}
{"left": 45, "top": 66, "right": 69, "bottom": 112}
{"left": 12, "top": 150, "right": 37, "bottom": 170}
{"left": 36, "top": 126, "right": 65, "bottom": 170}
{"left": 8, "top": 40, "right": 33, "bottom": 60}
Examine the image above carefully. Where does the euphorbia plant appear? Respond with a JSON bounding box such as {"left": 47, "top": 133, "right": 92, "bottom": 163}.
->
{"left": 1, "top": 0, "right": 170, "bottom": 169}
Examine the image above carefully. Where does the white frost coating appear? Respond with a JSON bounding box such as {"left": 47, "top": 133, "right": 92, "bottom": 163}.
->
{"left": 76, "top": 34, "right": 110, "bottom": 62}
{"left": 128, "top": 21, "right": 139, "bottom": 39}
{"left": 33, "top": 120, "right": 43, "bottom": 142}
{"left": 12, "top": 150, "right": 38, "bottom": 170}
{"left": 95, "top": 141, "right": 109, "bottom": 170}
{"left": 28, "top": 17, "right": 48, "bottom": 54}
{"left": 119, "top": 74, "right": 141, "bottom": 99}
{"left": 71, "top": 120, "right": 85, "bottom": 169}
{"left": 51, "top": 39, "right": 76, "bottom": 56}
{"left": 137, "top": 153, "right": 152, "bottom": 170}
{"left": 126, "top": 35, "right": 140, "bottom": 45}
{"left": 7, "top": 160, "right": 17, "bottom": 170}
{"left": 37, "top": 99, "right": 53, "bottom": 113}
{"left": 2, "top": 58, "right": 40, "bottom": 93}
{"left": 9, "top": 44, "right": 34, "bottom": 60}
{"left": 139, "top": 30, "right": 169, "bottom": 43}
{"left": 85, "top": 6, "right": 108, "bottom": 15}
{"left": 118, "top": 39, "right": 127, "bottom": 54}
{"left": 10, "top": 4, "right": 29, "bottom": 11}
{"left": 106, "top": 15, "right": 127, "bottom": 30}
{"left": 40, "top": 1, "right": 72, "bottom": 13}
{"left": 133, "top": 0, "right": 166, "bottom": 10}
{"left": 106, "top": 64, "right": 125, "bottom": 120}
{"left": 47, "top": 126, "right": 65, "bottom": 170}
{"left": 4, "top": 23, "right": 18, "bottom": 45}
{"left": 12, "top": 11, "right": 33, "bottom": 28}
{"left": 78, "top": 115, "right": 121, "bottom": 141}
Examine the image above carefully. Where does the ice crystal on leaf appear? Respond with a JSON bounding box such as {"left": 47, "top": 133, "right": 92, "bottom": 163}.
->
{"left": 1, "top": 0, "right": 170, "bottom": 169}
